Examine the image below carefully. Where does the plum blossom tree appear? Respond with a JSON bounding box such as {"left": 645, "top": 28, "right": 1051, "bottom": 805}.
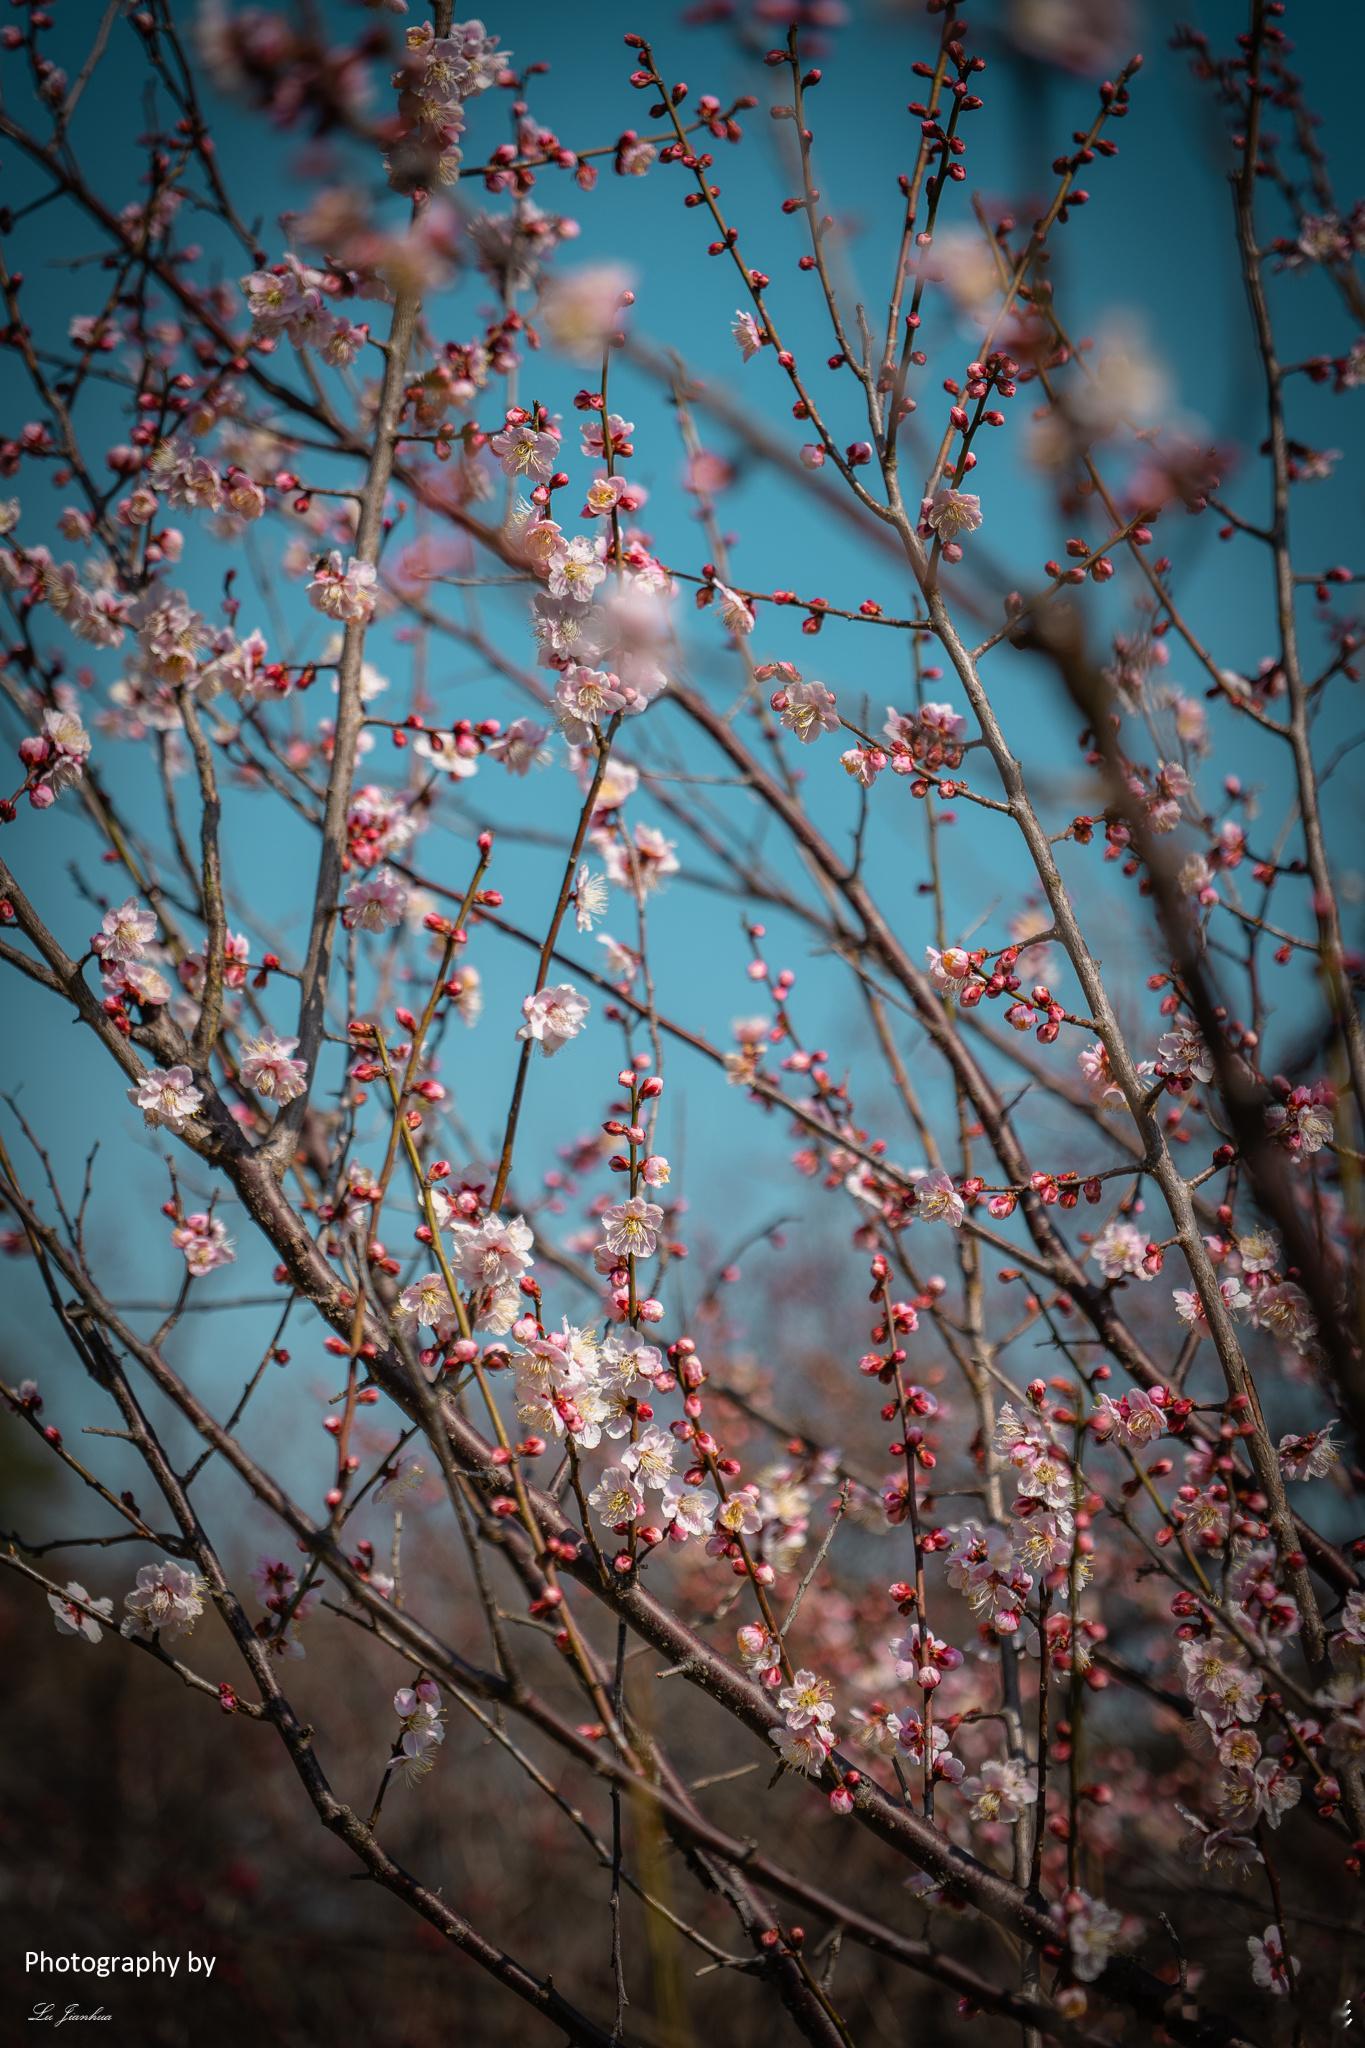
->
{"left": 1, "top": 2, "right": 1363, "bottom": 2044}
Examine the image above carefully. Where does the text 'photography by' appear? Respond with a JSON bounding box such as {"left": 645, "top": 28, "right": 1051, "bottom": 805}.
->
{"left": 1, "top": 1, "right": 1363, "bottom": 2045}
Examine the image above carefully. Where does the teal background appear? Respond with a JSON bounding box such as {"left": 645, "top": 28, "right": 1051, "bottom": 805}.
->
{"left": 1, "top": 0, "right": 1361, "bottom": 1518}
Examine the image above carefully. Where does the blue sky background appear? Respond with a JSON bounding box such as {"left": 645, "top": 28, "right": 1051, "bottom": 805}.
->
{"left": 2, "top": 0, "right": 1361, "bottom": 1531}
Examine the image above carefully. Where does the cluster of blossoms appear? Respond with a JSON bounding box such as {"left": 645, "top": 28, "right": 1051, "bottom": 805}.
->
{"left": 395, "top": 1202, "right": 533, "bottom": 1345}
{"left": 169, "top": 1209, "right": 236, "bottom": 1276}
{"left": 768, "top": 1663, "right": 842, "bottom": 1786}
{"left": 388, "top": 19, "right": 507, "bottom": 191}
{"left": 110, "top": 587, "right": 209, "bottom": 707}
{"left": 486, "top": 395, "right": 683, "bottom": 1010}
{"left": 239, "top": 1033, "right": 308, "bottom": 1105}
{"left": 944, "top": 1518, "right": 1038, "bottom": 1642}
{"left": 47, "top": 1560, "right": 208, "bottom": 1653}
{"left": 843, "top": 1258, "right": 1066, "bottom": 1840}
{"left": 151, "top": 438, "right": 266, "bottom": 522}
{"left": 346, "top": 783, "right": 420, "bottom": 866}
{"left": 250, "top": 1557, "right": 317, "bottom": 1661}
{"left": 1, "top": 531, "right": 130, "bottom": 651}
{"left": 1174, "top": 1567, "right": 1304, "bottom": 1874}
{"left": 509, "top": 402, "right": 676, "bottom": 756}
{"left": 583, "top": 1407, "right": 719, "bottom": 1546}
{"left": 11, "top": 700, "right": 92, "bottom": 812}
{"left": 992, "top": 1397, "right": 1081, "bottom": 1603}
{"left": 89, "top": 897, "right": 175, "bottom": 1018}
{"left": 924, "top": 940, "right": 1075, "bottom": 1060}
{"left": 1176, "top": 1228, "right": 1321, "bottom": 1362}
{"left": 850, "top": 1695, "right": 964, "bottom": 1798}
{"left": 881, "top": 697, "right": 967, "bottom": 773}
{"left": 515, "top": 1318, "right": 646, "bottom": 1450}
{"left": 1128, "top": 757, "right": 1194, "bottom": 836}
{"left": 1093, "top": 1382, "right": 1175, "bottom": 1446}
{"left": 1265, "top": 1079, "right": 1335, "bottom": 1157}
{"left": 240, "top": 253, "right": 376, "bottom": 366}
{"left": 26, "top": 580, "right": 274, "bottom": 746}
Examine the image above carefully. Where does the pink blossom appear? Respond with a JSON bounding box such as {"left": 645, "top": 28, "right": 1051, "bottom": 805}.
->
{"left": 517, "top": 983, "right": 589, "bottom": 1056}
{"left": 732, "top": 309, "right": 763, "bottom": 361}
{"left": 490, "top": 420, "right": 560, "bottom": 480}
{"left": 660, "top": 1481, "right": 718, "bottom": 1539}
{"left": 539, "top": 263, "right": 633, "bottom": 360}
{"left": 1249, "top": 1281, "right": 1318, "bottom": 1356}
{"left": 1277, "top": 1423, "right": 1338, "bottom": 1480}
{"left": 1094, "top": 1386, "right": 1166, "bottom": 1445}
{"left": 777, "top": 1669, "right": 836, "bottom": 1729}
{"left": 546, "top": 535, "right": 607, "bottom": 602}
{"left": 960, "top": 1755, "right": 1037, "bottom": 1824}
{"left": 170, "top": 1210, "right": 235, "bottom": 1275}
{"left": 1090, "top": 1220, "right": 1150, "bottom": 1280}
{"left": 307, "top": 552, "right": 377, "bottom": 625}
{"left": 712, "top": 582, "right": 755, "bottom": 636}
{"left": 840, "top": 745, "right": 886, "bottom": 787}
{"left": 579, "top": 413, "right": 633, "bottom": 461}
{"left": 1078, "top": 1040, "right": 1125, "bottom": 1106}
{"left": 769, "top": 1724, "right": 834, "bottom": 1777}
{"left": 92, "top": 898, "right": 156, "bottom": 965}
{"left": 896, "top": 1707, "right": 963, "bottom": 1782}
{"left": 486, "top": 717, "right": 550, "bottom": 774}
{"left": 589, "top": 1463, "right": 645, "bottom": 1529}
{"left": 1156, "top": 1021, "right": 1214, "bottom": 1084}
{"left": 449, "top": 1213, "right": 534, "bottom": 1291}
{"left": 239, "top": 1032, "right": 308, "bottom": 1105}
{"left": 1265, "top": 1082, "right": 1334, "bottom": 1155}
{"left": 924, "top": 489, "right": 983, "bottom": 542}
{"left": 736, "top": 1623, "right": 783, "bottom": 1680}
{"left": 21, "top": 704, "right": 92, "bottom": 804}
{"left": 770, "top": 677, "right": 839, "bottom": 743}
{"left": 715, "top": 1488, "right": 763, "bottom": 1537}
{"left": 391, "top": 1679, "right": 446, "bottom": 1785}
{"left": 48, "top": 1581, "right": 113, "bottom": 1644}
{"left": 1054, "top": 1893, "right": 1126, "bottom": 1984}
{"left": 130, "top": 1064, "right": 204, "bottom": 1134}
{"left": 121, "top": 1560, "right": 204, "bottom": 1642}
{"left": 914, "top": 1167, "right": 964, "bottom": 1227}
{"left": 396, "top": 1273, "right": 456, "bottom": 1333}
{"left": 554, "top": 664, "right": 631, "bottom": 745}
{"left": 343, "top": 867, "right": 408, "bottom": 931}
{"left": 1247, "top": 1924, "right": 1298, "bottom": 1996}
{"left": 601, "top": 1196, "right": 664, "bottom": 1260}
